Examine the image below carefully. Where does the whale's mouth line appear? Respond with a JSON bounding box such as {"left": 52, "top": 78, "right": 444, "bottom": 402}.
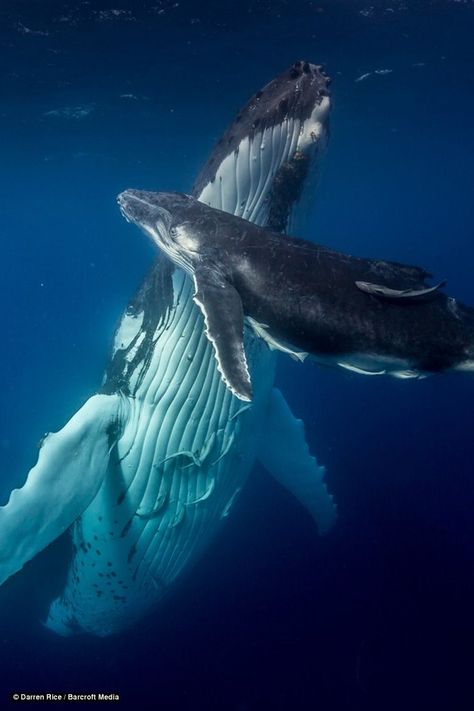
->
{"left": 117, "top": 190, "right": 183, "bottom": 268}
{"left": 117, "top": 192, "right": 133, "bottom": 223}
{"left": 117, "top": 189, "right": 167, "bottom": 226}
{"left": 117, "top": 190, "right": 148, "bottom": 224}
{"left": 119, "top": 205, "right": 131, "bottom": 223}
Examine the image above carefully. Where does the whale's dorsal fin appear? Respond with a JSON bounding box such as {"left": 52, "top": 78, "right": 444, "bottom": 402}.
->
{"left": 355, "top": 279, "right": 446, "bottom": 301}
{"left": 192, "top": 264, "right": 252, "bottom": 402}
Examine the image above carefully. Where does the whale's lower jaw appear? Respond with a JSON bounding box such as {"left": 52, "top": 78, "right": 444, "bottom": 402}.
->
{"left": 44, "top": 271, "right": 276, "bottom": 637}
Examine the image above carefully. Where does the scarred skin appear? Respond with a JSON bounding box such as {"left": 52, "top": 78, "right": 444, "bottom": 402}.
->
{"left": 119, "top": 190, "right": 474, "bottom": 399}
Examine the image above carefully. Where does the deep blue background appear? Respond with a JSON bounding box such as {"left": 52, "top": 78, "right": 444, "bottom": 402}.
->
{"left": 1, "top": 1, "right": 474, "bottom": 708}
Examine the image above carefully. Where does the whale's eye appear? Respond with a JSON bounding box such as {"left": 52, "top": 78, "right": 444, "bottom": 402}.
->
{"left": 170, "top": 227, "right": 178, "bottom": 239}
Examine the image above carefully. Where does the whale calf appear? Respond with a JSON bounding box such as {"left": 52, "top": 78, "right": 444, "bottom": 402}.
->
{"left": 118, "top": 190, "right": 474, "bottom": 400}
{"left": 0, "top": 61, "right": 336, "bottom": 636}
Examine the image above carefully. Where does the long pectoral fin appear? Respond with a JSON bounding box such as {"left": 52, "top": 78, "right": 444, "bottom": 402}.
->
{"left": 258, "top": 388, "right": 337, "bottom": 534}
{"left": 193, "top": 265, "right": 252, "bottom": 402}
{"left": 0, "top": 394, "right": 120, "bottom": 587}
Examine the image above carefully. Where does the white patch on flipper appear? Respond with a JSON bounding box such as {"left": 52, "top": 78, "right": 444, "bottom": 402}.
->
{"left": 192, "top": 274, "right": 252, "bottom": 402}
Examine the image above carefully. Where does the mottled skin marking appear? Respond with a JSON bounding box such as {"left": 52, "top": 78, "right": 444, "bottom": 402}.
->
{"left": 121, "top": 191, "right": 474, "bottom": 389}
{"left": 192, "top": 61, "right": 330, "bottom": 197}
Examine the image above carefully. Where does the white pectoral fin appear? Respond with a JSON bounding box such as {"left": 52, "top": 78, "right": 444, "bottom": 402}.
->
{"left": 0, "top": 394, "right": 120, "bottom": 586}
{"left": 258, "top": 388, "right": 337, "bottom": 534}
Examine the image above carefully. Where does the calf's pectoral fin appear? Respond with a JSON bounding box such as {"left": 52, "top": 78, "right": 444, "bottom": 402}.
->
{"left": 0, "top": 394, "right": 121, "bottom": 587}
{"left": 193, "top": 264, "right": 252, "bottom": 402}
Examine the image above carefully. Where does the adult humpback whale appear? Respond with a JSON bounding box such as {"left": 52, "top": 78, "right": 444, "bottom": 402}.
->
{"left": 0, "top": 62, "right": 336, "bottom": 636}
{"left": 118, "top": 191, "right": 474, "bottom": 401}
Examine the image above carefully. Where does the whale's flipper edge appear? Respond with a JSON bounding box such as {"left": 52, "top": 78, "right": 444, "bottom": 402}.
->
{"left": 258, "top": 388, "right": 337, "bottom": 534}
{"left": 192, "top": 265, "right": 252, "bottom": 402}
{"left": 0, "top": 394, "right": 120, "bottom": 587}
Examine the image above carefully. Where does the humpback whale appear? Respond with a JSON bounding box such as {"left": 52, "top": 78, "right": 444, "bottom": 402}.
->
{"left": 0, "top": 61, "right": 336, "bottom": 636}
{"left": 118, "top": 190, "right": 474, "bottom": 401}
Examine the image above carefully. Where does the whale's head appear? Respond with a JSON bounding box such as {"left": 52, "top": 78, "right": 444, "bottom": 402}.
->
{"left": 193, "top": 61, "right": 331, "bottom": 200}
{"left": 118, "top": 189, "right": 204, "bottom": 274}
{"left": 193, "top": 61, "right": 331, "bottom": 232}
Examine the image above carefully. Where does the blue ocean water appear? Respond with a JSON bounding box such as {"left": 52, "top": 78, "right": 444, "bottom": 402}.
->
{"left": 1, "top": 0, "right": 474, "bottom": 708}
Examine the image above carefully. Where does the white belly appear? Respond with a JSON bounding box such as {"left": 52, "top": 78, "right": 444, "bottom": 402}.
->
{"left": 46, "top": 272, "right": 275, "bottom": 636}
{"left": 46, "top": 94, "right": 329, "bottom": 635}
